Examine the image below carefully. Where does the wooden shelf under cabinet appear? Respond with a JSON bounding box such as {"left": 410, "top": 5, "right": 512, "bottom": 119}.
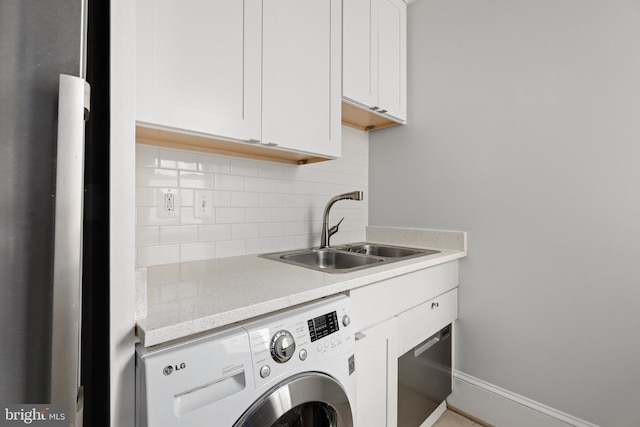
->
{"left": 136, "top": 126, "right": 332, "bottom": 166}
{"left": 341, "top": 101, "right": 402, "bottom": 132}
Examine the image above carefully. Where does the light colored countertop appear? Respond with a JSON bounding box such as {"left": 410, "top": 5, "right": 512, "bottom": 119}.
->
{"left": 136, "top": 226, "right": 467, "bottom": 347}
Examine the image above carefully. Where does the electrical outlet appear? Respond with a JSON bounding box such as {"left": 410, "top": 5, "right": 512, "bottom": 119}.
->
{"left": 194, "top": 190, "right": 214, "bottom": 219}
{"left": 157, "top": 188, "right": 180, "bottom": 218}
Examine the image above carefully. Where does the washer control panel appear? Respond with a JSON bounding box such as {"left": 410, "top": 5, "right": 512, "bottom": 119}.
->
{"left": 243, "top": 295, "right": 353, "bottom": 386}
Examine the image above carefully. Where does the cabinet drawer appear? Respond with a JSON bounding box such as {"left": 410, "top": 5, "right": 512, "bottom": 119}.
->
{"left": 349, "top": 261, "right": 458, "bottom": 333}
{"left": 396, "top": 288, "right": 458, "bottom": 357}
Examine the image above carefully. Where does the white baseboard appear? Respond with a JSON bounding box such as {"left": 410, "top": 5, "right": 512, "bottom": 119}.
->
{"left": 448, "top": 371, "right": 600, "bottom": 427}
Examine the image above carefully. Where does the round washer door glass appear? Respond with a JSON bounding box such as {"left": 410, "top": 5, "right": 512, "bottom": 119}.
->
{"left": 234, "top": 373, "right": 353, "bottom": 427}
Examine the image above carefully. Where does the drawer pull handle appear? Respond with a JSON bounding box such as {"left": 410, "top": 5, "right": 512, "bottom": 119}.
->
{"left": 414, "top": 336, "right": 440, "bottom": 357}
{"left": 431, "top": 302, "right": 439, "bottom": 309}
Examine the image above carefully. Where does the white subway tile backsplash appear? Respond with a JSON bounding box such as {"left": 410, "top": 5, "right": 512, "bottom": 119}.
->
{"left": 198, "top": 155, "right": 230, "bottom": 174}
{"left": 180, "top": 189, "right": 194, "bottom": 207}
{"left": 160, "top": 226, "right": 198, "bottom": 245}
{"left": 245, "top": 177, "right": 271, "bottom": 193}
{"left": 199, "top": 224, "right": 232, "bottom": 242}
{"left": 246, "top": 207, "right": 272, "bottom": 223}
{"left": 216, "top": 207, "right": 245, "bottom": 224}
{"left": 231, "top": 192, "right": 260, "bottom": 207}
{"left": 138, "top": 245, "right": 180, "bottom": 267}
{"left": 135, "top": 127, "right": 369, "bottom": 266}
{"left": 137, "top": 206, "right": 180, "bottom": 226}
{"left": 230, "top": 159, "right": 260, "bottom": 177}
{"left": 136, "top": 167, "right": 179, "bottom": 187}
{"left": 260, "top": 223, "right": 284, "bottom": 238}
{"left": 271, "top": 179, "right": 296, "bottom": 194}
{"left": 232, "top": 223, "right": 260, "bottom": 240}
{"left": 159, "top": 149, "right": 198, "bottom": 170}
{"left": 180, "top": 171, "right": 214, "bottom": 189}
{"left": 136, "top": 226, "right": 160, "bottom": 247}
{"left": 283, "top": 194, "right": 306, "bottom": 208}
{"left": 181, "top": 242, "right": 216, "bottom": 262}
{"left": 272, "top": 236, "right": 295, "bottom": 252}
{"left": 259, "top": 193, "right": 284, "bottom": 207}
{"left": 180, "top": 207, "right": 216, "bottom": 225}
{"left": 136, "top": 187, "right": 157, "bottom": 206}
{"left": 215, "top": 174, "right": 245, "bottom": 191}
{"left": 246, "top": 238, "right": 273, "bottom": 254}
{"left": 283, "top": 222, "right": 306, "bottom": 236}
{"left": 271, "top": 208, "right": 294, "bottom": 222}
{"left": 136, "top": 145, "right": 159, "bottom": 167}
{"left": 259, "top": 164, "right": 284, "bottom": 179}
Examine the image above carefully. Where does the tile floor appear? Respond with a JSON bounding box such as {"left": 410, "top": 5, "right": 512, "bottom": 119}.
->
{"left": 433, "top": 410, "right": 490, "bottom": 427}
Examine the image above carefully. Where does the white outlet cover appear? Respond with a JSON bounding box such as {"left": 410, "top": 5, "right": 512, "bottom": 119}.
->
{"left": 157, "top": 188, "right": 180, "bottom": 218}
{"left": 194, "top": 190, "right": 214, "bottom": 218}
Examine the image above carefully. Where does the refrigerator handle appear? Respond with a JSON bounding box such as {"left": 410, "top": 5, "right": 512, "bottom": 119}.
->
{"left": 50, "top": 74, "right": 90, "bottom": 427}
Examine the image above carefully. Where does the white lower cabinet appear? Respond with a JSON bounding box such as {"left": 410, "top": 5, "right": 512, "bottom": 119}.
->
{"left": 350, "top": 261, "right": 460, "bottom": 427}
{"left": 396, "top": 288, "right": 458, "bottom": 357}
{"left": 355, "top": 317, "right": 398, "bottom": 427}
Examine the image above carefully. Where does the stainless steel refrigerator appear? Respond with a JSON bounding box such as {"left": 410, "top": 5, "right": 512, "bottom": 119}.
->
{"left": 0, "top": 1, "right": 110, "bottom": 425}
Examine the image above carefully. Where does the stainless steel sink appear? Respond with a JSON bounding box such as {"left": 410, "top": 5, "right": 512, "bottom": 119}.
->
{"left": 260, "top": 243, "right": 440, "bottom": 274}
{"left": 337, "top": 243, "right": 439, "bottom": 258}
{"left": 277, "top": 248, "right": 384, "bottom": 272}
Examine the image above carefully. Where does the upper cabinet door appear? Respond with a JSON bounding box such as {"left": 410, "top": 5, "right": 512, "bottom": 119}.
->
{"left": 377, "top": 0, "right": 406, "bottom": 121}
{"left": 343, "top": 0, "right": 406, "bottom": 123}
{"left": 343, "top": 0, "right": 378, "bottom": 108}
{"left": 136, "top": 0, "right": 262, "bottom": 142}
{"left": 261, "top": 0, "right": 342, "bottom": 158}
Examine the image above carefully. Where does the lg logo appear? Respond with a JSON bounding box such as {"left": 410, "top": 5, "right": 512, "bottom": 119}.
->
{"left": 163, "top": 362, "right": 186, "bottom": 376}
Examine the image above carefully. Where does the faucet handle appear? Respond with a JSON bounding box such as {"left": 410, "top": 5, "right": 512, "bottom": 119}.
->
{"left": 329, "top": 217, "right": 345, "bottom": 236}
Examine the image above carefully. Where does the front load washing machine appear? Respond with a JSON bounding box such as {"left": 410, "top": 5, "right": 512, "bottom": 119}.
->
{"left": 136, "top": 294, "right": 356, "bottom": 426}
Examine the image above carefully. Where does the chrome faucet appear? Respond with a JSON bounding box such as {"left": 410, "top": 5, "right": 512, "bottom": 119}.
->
{"left": 320, "top": 191, "right": 364, "bottom": 248}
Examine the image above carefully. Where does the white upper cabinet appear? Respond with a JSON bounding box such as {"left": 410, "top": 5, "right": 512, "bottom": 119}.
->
{"left": 262, "top": 0, "right": 342, "bottom": 158}
{"left": 136, "top": 0, "right": 341, "bottom": 160}
{"left": 343, "top": 0, "right": 407, "bottom": 123}
{"left": 136, "top": 0, "right": 262, "bottom": 142}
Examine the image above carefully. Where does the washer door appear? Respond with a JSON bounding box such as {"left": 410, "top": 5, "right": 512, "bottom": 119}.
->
{"left": 234, "top": 372, "right": 353, "bottom": 427}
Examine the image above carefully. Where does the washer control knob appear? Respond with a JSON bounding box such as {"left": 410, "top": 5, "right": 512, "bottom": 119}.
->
{"left": 342, "top": 315, "right": 351, "bottom": 327}
{"left": 271, "top": 330, "right": 296, "bottom": 363}
{"left": 260, "top": 365, "right": 271, "bottom": 378}
{"left": 299, "top": 349, "right": 308, "bottom": 361}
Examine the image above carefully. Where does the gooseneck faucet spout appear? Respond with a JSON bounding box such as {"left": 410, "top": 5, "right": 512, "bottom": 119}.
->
{"left": 320, "top": 191, "right": 364, "bottom": 248}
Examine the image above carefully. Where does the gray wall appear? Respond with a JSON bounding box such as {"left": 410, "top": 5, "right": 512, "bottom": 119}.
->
{"left": 369, "top": 1, "right": 640, "bottom": 425}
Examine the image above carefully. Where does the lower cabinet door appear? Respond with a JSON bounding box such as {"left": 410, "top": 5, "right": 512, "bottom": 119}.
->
{"left": 396, "top": 288, "right": 458, "bottom": 357}
{"left": 355, "top": 317, "right": 398, "bottom": 427}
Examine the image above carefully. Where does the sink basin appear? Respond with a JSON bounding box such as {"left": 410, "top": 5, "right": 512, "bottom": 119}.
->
{"left": 338, "top": 243, "right": 439, "bottom": 258}
{"left": 260, "top": 243, "right": 440, "bottom": 274}
{"left": 270, "top": 248, "right": 384, "bottom": 273}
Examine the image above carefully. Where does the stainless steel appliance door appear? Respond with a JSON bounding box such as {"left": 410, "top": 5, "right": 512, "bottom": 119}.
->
{"left": 0, "top": 0, "right": 86, "bottom": 406}
{"left": 398, "top": 324, "right": 452, "bottom": 427}
{"left": 234, "top": 373, "right": 353, "bottom": 427}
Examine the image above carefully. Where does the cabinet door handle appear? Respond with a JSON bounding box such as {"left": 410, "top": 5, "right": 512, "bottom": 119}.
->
{"left": 414, "top": 336, "right": 440, "bottom": 357}
{"left": 378, "top": 109, "right": 388, "bottom": 114}
{"left": 245, "top": 139, "right": 260, "bottom": 144}
{"left": 261, "top": 142, "right": 278, "bottom": 147}
{"left": 431, "top": 302, "right": 439, "bottom": 309}
{"left": 370, "top": 106, "right": 380, "bottom": 111}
